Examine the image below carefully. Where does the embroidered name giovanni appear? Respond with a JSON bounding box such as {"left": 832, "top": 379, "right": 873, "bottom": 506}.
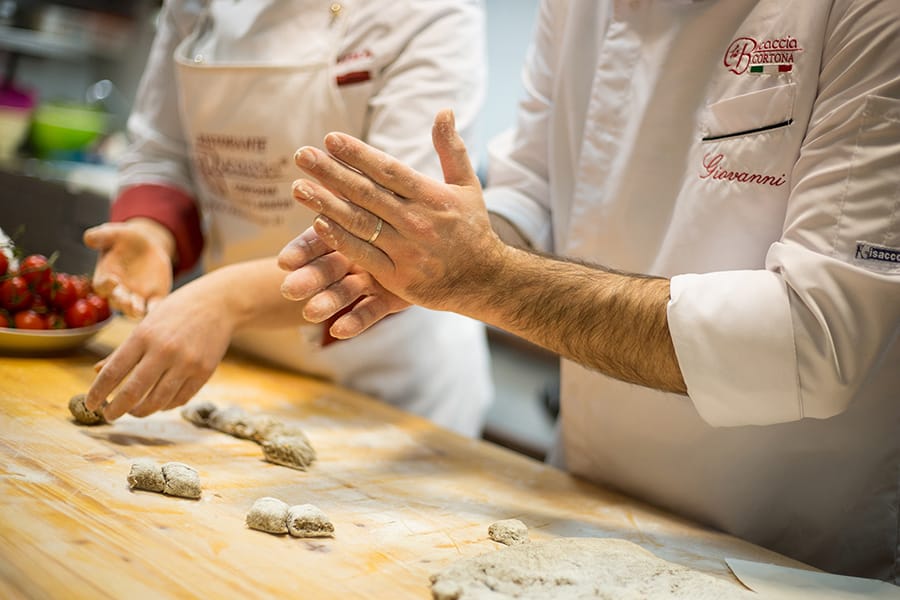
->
{"left": 700, "top": 153, "right": 787, "bottom": 186}
{"left": 855, "top": 242, "right": 900, "bottom": 265}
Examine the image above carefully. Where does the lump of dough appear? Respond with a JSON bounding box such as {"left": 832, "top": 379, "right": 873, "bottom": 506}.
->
{"left": 429, "top": 538, "right": 754, "bottom": 600}
{"left": 246, "top": 497, "right": 290, "bottom": 534}
{"left": 261, "top": 434, "right": 316, "bottom": 471}
{"left": 248, "top": 416, "right": 310, "bottom": 445}
{"left": 161, "top": 462, "right": 202, "bottom": 499}
{"left": 488, "top": 519, "right": 529, "bottom": 546}
{"left": 127, "top": 458, "right": 165, "bottom": 493}
{"left": 207, "top": 405, "right": 252, "bottom": 437}
{"left": 68, "top": 393, "right": 107, "bottom": 425}
{"left": 180, "top": 400, "right": 219, "bottom": 427}
{"left": 287, "top": 504, "right": 334, "bottom": 538}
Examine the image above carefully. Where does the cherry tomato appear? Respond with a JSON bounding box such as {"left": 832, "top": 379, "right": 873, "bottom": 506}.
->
{"left": 0, "top": 311, "right": 9, "bottom": 328}
{"left": 86, "top": 293, "right": 111, "bottom": 322}
{"left": 14, "top": 309, "right": 46, "bottom": 330}
{"left": 70, "top": 274, "right": 91, "bottom": 300}
{"left": 0, "top": 252, "right": 8, "bottom": 277}
{"left": 0, "top": 275, "right": 33, "bottom": 311}
{"left": 30, "top": 295, "right": 49, "bottom": 315}
{"left": 44, "top": 312, "right": 67, "bottom": 329}
{"left": 64, "top": 298, "right": 99, "bottom": 329}
{"left": 50, "top": 272, "right": 78, "bottom": 310}
{"left": 19, "top": 254, "right": 53, "bottom": 291}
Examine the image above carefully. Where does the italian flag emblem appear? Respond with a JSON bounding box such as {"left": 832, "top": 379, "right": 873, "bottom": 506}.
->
{"left": 749, "top": 64, "right": 792, "bottom": 74}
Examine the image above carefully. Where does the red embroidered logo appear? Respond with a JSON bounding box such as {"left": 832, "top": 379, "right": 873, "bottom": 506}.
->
{"left": 724, "top": 35, "right": 802, "bottom": 75}
{"left": 700, "top": 153, "right": 787, "bottom": 186}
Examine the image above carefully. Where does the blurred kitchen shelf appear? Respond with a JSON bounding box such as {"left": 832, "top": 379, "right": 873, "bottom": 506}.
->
{"left": 483, "top": 327, "right": 559, "bottom": 461}
{"left": 0, "top": 24, "right": 118, "bottom": 60}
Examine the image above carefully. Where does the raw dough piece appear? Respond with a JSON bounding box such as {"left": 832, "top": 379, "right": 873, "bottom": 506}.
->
{"left": 161, "top": 462, "right": 202, "bottom": 499}
{"left": 248, "top": 417, "right": 311, "bottom": 445}
{"left": 246, "top": 497, "right": 290, "bottom": 534}
{"left": 261, "top": 434, "right": 316, "bottom": 470}
{"left": 207, "top": 405, "right": 253, "bottom": 438}
{"left": 287, "top": 504, "right": 334, "bottom": 538}
{"left": 127, "top": 458, "right": 165, "bottom": 493}
{"left": 68, "top": 393, "right": 106, "bottom": 425}
{"left": 429, "top": 538, "right": 753, "bottom": 600}
{"left": 180, "top": 400, "right": 218, "bottom": 427}
{"left": 488, "top": 519, "right": 529, "bottom": 546}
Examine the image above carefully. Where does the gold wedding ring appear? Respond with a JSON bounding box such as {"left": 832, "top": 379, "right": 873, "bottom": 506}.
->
{"left": 367, "top": 217, "right": 383, "bottom": 244}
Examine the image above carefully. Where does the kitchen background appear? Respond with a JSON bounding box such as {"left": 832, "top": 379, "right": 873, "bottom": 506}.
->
{"left": 0, "top": 0, "right": 558, "bottom": 459}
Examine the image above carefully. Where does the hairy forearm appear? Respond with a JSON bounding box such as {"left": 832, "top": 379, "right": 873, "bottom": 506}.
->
{"left": 464, "top": 246, "right": 687, "bottom": 394}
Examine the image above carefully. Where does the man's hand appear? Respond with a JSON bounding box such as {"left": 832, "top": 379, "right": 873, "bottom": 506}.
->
{"left": 281, "top": 109, "right": 509, "bottom": 319}
{"left": 83, "top": 219, "right": 175, "bottom": 318}
{"left": 278, "top": 227, "right": 411, "bottom": 338}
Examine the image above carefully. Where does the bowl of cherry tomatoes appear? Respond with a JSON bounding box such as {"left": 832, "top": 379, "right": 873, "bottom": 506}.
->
{"left": 0, "top": 250, "right": 113, "bottom": 355}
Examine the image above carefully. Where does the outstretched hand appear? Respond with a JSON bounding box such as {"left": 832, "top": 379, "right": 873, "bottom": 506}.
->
{"left": 278, "top": 109, "right": 508, "bottom": 336}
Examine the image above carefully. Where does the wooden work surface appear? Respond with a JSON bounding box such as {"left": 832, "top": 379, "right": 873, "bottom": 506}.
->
{"left": 0, "top": 318, "right": 809, "bottom": 599}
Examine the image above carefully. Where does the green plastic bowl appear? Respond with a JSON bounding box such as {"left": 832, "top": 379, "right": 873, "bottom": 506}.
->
{"left": 29, "top": 102, "right": 108, "bottom": 158}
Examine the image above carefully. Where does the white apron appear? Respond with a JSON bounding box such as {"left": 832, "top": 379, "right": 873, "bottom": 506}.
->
{"left": 172, "top": 0, "right": 492, "bottom": 437}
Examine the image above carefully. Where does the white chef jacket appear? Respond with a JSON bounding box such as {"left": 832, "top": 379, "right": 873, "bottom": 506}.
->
{"left": 486, "top": 0, "right": 900, "bottom": 582}
{"left": 113, "top": 0, "right": 493, "bottom": 438}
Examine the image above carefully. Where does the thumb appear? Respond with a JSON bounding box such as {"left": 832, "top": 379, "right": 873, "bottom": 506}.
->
{"left": 432, "top": 109, "right": 480, "bottom": 189}
{"left": 83, "top": 223, "right": 122, "bottom": 251}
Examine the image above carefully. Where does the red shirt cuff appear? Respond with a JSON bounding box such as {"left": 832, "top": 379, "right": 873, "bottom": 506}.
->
{"left": 111, "top": 184, "right": 204, "bottom": 275}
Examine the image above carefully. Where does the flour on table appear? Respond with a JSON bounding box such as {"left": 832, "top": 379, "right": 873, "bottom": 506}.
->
{"left": 68, "top": 393, "right": 107, "bottom": 425}
{"left": 488, "top": 519, "right": 529, "bottom": 546}
{"left": 246, "top": 497, "right": 334, "bottom": 538}
{"left": 127, "top": 459, "right": 201, "bottom": 499}
{"left": 429, "top": 538, "right": 753, "bottom": 600}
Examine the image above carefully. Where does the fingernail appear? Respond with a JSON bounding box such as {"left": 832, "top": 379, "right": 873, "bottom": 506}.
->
{"left": 314, "top": 216, "right": 332, "bottom": 234}
{"left": 295, "top": 147, "right": 316, "bottom": 168}
{"left": 293, "top": 179, "right": 312, "bottom": 199}
{"left": 325, "top": 133, "right": 343, "bottom": 152}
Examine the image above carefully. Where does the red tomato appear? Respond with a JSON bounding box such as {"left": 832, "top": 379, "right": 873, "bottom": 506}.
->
{"left": 0, "top": 311, "right": 9, "bottom": 328}
{"left": 30, "top": 295, "right": 49, "bottom": 315}
{"left": 0, "top": 275, "right": 33, "bottom": 311}
{"left": 86, "top": 293, "right": 111, "bottom": 322}
{"left": 0, "top": 252, "right": 8, "bottom": 277}
{"left": 64, "top": 298, "right": 98, "bottom": 329}
{"left": 20, "top": 254, "right": 53, "bottom": 291}
{"left": 44, "top": 312, "right": 67, "bottom": 329}
{"left": 70, "top": 274, "right": 91, "bottom": 300}
{"left": 50, "top": 272, "right": 78, "bottom": 310}
{"left": 14, "top": 309, "right": 46, "bottom": 330}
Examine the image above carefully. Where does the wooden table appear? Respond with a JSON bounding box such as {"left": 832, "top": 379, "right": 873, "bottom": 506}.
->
{"left": 0, "top": 319, "right": 808, "bottom": 599}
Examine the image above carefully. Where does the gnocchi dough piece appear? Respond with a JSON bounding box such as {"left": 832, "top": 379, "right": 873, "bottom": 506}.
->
{"left": 68, "top": 393, "right": 107, "bottom": 425}
{"left": 127, "top": 458, "right": 165, "bottom": 493}
{"left": 287, "top": 504, "right": 334, "bottom": 538}
{"left": 161, "top": 462, "right": 202, "bottom": 499}
{"left": 488, "top": 519, "right": 529, "bottom": 546}
{"left": 127, "top": 460, "right": 202, "bottom": 499}
{"left": 261, "top": 434, "right": 316, "bottom": 471}
{"left": 246, "top": 497, "right": 290, "bottom": 534}
{"left": 180, "top": 400, "right": 218, "bottom": 427}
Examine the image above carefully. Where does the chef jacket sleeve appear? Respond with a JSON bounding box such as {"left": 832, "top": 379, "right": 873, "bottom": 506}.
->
{"left": 111, "top": 0, "right": 204, "bottom": 273}
{"left": 482, "top": 0, "right": 559, "bottom": 254}
{"left": 363, "top": 0, "right": 486, "bottom": 183}
{"left": 668, "top": 0, "right": 900, "bottom": 427}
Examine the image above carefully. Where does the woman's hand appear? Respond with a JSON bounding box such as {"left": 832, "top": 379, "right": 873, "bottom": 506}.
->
{"left": 83, "top": 219, "right": 175, "bottom": 318}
